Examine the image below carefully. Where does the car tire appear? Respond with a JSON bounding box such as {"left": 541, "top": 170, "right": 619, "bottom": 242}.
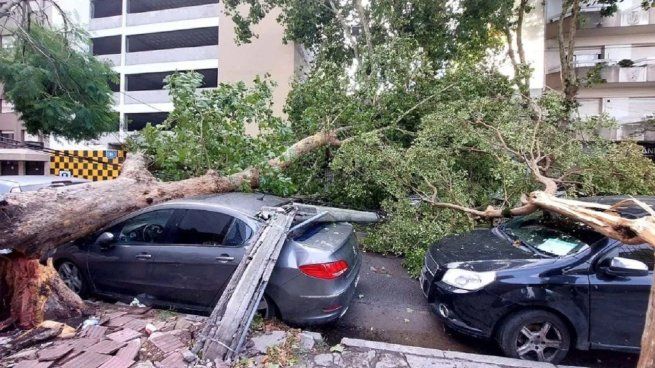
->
{"left": 257, "top": 295, "right": 279, "bottom": 320}
{"left": 497, "top": 309, "right": 571, "bottom": 364}
{"left": 56, "top": 261, "right": 88, "bottom": 297}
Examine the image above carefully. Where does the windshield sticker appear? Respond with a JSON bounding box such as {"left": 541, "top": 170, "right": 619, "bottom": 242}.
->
{"left": 538, "top": 238, "right": 578, "bottom": 256}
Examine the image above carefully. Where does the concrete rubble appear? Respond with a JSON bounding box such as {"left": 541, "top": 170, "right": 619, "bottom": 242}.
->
{"left": 0, "top": 301, "right": 584, "bottom": 368}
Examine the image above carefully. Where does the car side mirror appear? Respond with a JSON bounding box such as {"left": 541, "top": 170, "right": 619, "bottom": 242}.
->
{"left": 96, "top": 232, "right": 115, "bottom": 249}
{"left": 606, "top": 256, "right": 649, "bottom": 277}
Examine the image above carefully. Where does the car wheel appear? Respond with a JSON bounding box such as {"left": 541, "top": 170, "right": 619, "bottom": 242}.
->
{"left": 257, "top": 295, "right": 278, "bottom": 320}
{"left": 497, "top": 310, "right": 570, "bottom": 364}
{"left": 57, "top": 261, "right": 87, "bottom": 297}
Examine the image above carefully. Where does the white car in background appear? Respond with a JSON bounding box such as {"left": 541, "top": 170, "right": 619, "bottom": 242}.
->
{"left": 0, "top": 175, "right": 89, "bottom": 195}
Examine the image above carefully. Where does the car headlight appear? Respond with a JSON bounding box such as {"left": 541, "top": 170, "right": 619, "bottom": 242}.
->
{"left": 441, "top": 269, "right": 496, "bottom": 291}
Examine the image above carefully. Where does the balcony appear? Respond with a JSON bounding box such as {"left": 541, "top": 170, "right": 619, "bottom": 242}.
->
{"left": 126, "top": 3, "right": 219, "bottom": 26}
{"left": 577, "top": 97, "right": 655, "bottom": 141}
{"left": 546, "top": 58, "right": 655, "bottom": 89}
{"left": 602, "top": 63, "right": 655, "bottom": 83}
{"left": 89, "top": 16, "right": 122, "bottom": 31}
{"left": 546, "top": 1, "right": 655, "bottom": 39}
{"left": 124, "top": 45, "right": 218, "bottom": 65}
{"left": 97, "top": 54, "right": 121, "bottom": 67}
{"left": 122, "top": 90, "right": 171, "bottom": 105}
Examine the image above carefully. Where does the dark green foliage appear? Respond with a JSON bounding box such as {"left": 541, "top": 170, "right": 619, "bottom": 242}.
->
{"left": 129, "top": 72, "right": 295, "bottom": 195}
{"left": 618, "top": 59, "right": 635, "bottom": 67}
{"left": 0, "top": 26, "right": 117, "bottom": 140}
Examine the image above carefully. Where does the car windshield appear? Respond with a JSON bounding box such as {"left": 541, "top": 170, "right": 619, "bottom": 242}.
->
{"left": 501, "top": 211, "right": 604, "bottom": 257}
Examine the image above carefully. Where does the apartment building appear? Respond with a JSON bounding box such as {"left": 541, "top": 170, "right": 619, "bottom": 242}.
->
{"left": 540, "top": 0, "right": 655, "bottom": 142}
{"left": 0, "top": 0, "right": 308, "bottom": 175}
{"left": 86, "top": 0, "right": 306, "bottom": 144}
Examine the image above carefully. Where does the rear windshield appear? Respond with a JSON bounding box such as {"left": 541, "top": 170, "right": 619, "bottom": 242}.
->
{"left": 0, "top": 183, "right": 12, "bottom": 194}
{"left": 501, "top": 211, "right": 604, "bottom": 257}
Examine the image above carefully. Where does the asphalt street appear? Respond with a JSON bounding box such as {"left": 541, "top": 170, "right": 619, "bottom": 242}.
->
{"left": 316, "top": 252, "right": 639, "bottom": 368}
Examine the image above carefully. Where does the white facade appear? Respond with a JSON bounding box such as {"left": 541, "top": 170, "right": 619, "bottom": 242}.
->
{"left": 43, "top": 0, "right": 305, "bottom": 149}
{"left": 532, "top": 0, "right": 655, "bottom": 141}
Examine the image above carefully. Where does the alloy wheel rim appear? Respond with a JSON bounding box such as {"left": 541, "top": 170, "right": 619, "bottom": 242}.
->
{"left": 515, "top": 321, "right": 563, "bottom": 362}
{"left": 58, "top": 262, "right": 83, "bottom": 294}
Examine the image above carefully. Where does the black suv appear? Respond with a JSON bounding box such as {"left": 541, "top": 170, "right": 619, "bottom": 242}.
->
{"left": 421, "top": 196, "right": 653, "bottom": 364}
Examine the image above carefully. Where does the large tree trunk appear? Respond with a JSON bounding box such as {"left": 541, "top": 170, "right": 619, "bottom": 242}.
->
{"left": 0, "top": 255, "right": 85, "bottom": 329}
{"left": 0, "top": 130, "right": 340, "bottom": 328}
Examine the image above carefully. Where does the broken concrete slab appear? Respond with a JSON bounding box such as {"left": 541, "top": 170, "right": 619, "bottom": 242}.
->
{"left": 157, "top": 351, "right": 186, "bottom": 368}
{"left": 13, "top": 359, "right": 53, "bottom": 368}
{"left": 82, "top": 325, "right": 108, "bottom": 339}
{"left": 36, "top": 343, "right": 73, "bottom": 361}
{"left": 97, "top": 355, "right": 135, "bottom": 368}
{"left": 115, "top": 338, "right": 141, "bottom": 360}
{"left": 87, "top": 339, "right": 127, "bottom": 355}
{"left": 106, "top": 328, "right": 141, "bottom": 343}
{"left": 313, "top": 353, "right": 333, "bottom": 366}
{"left": 149, "top": 332, "right": 184, "bottom": 353}
{"left": 250, "top": 330, "right": 287, "bottom": 354}
{"left": 59, "top": 351, "right": 111, "bottom": 368}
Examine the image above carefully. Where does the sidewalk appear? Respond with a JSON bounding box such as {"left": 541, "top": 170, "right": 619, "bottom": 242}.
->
{"left": 0, "top": 300, "right": 585, "bottom": 368}
{"left": 243, "top": 329, "right": 585, "bottom": 368}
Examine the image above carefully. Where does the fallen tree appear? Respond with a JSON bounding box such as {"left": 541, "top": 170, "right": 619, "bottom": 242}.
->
{"left": 0, "top": 129, "right": 341, "bottom": 328}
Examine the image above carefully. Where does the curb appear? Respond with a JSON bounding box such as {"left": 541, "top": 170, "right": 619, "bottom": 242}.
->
{"left": 340, "top": 337, "right": 585, "bottom": 368}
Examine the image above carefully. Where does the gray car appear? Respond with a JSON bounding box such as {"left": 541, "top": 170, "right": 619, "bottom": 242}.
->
{"left": 0, "top": 175, "right": 89, "bottom": 195}
{"left": 52, "top": 193, "right": 361, "bottom": 325}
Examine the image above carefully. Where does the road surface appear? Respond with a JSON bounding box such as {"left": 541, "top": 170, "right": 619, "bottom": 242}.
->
{"left": 316, "top": 252, "right": 639, "bottom": 368}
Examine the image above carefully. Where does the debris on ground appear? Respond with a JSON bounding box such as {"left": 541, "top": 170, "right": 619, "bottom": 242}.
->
{"left": 0, "top": 302, "right": 206, "bottom": 368}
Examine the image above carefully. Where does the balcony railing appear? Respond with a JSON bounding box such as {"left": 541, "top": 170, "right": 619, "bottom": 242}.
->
{"left": 546, "top": 1, "right": 655, "bottom": 38}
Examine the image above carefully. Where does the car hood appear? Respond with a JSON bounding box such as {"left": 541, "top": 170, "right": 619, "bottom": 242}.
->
{"left": 429, "top": 228, "right": 534, "bottom": 266}
{"left": 447, "top": 258, "right": 556, "bottom": 272}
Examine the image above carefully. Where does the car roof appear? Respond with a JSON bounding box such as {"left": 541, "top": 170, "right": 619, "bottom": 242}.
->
{"left": 164, "top": 192, "right": 288, "bottom": 217}
{"left": 0, "top": 175, "right": 89, "bottom": 186}
{"left": 577, "top": 195, "right": 655, "bottom": 218}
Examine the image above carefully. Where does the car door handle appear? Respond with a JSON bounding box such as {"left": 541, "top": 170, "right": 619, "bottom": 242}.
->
{"left": 135, "top": 253, "right": 152, "bottom": 260}
{"left": 216, "top": 255, "right": 235, "bottom": 263}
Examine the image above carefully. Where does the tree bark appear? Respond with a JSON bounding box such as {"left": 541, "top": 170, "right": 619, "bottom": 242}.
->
{"left": 0, "top": 255, "right": 86, "bottom": 329}
{"left": 557, "top": 0, "right": 581, "bottom": 117}
{"left": 0, "top": 130, "right": 340, "bottom": 328}
{"left": 0, "top": 130, "right": 341, "bottom": 258}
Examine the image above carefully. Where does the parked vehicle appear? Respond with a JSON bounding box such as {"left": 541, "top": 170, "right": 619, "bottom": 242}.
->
{"left": 0, "top": 175, "right": 89, "bottom": 195}
{"left": 52, "top": 193, "right": 361, "bottom": 325}
{"left": 420, "top": 196, "right": 654, "bottom": 364}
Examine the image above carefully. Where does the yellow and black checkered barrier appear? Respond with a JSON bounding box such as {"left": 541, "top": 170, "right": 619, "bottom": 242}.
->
{"left": 50, "top": 150, "right": 126, "bottom": 181}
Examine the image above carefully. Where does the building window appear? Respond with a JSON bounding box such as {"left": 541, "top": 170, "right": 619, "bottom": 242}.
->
{"left": 92, "top": 35, "right": 122, "bottom": 56}
{"left": 1, "top": 131, "right": 14, "bottom": 140}
{"left": 128, "top": 0, "right": 217, "bottom": 14}
{"left": 127, "top": 27, "right": 218, "bottom": 53}
{"left": 0, "top": 99, "right": 14, "bottom": 113}
{"left": 126, "top": 69, "right": 218, "bottom": 91}
{"left": 92, "top": 0, "right": 122, "bottom": 18}
{"left": 125, "top": 112, "right": 169, "bottom": 131}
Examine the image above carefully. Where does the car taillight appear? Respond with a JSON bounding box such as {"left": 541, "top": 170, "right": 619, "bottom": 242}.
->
{"left": 299, "top": 260, "right": 349, "bottom": 280}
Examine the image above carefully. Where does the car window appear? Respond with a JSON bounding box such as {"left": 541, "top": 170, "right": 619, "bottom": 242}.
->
{"left": 502, "top": 211, "right": 604, "bottom": 257}
{"left": 599, "top": 244, "right": 655, "bottom": 271}
{"left": 224, "top": 218, "right": 254, "bottom": 246}
{"left": 109, "top": 209, "right": 175, "bottom": 244}
{"left": 169, "top": 210, "right": 235, "bottom": 246}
